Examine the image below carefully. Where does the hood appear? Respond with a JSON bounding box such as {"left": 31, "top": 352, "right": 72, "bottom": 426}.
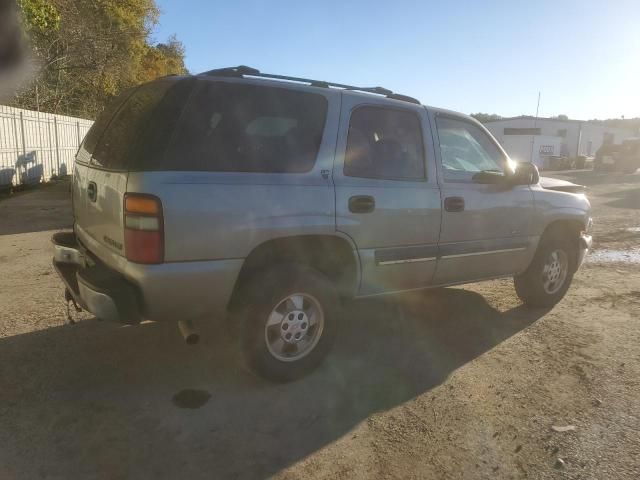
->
{"left": 539, "top": 176, "right": 586, "bottom": 194}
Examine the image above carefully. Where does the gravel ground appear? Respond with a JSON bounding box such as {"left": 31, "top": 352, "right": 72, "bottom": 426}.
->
{"left": 0, "top": 172, "right": 639, "bottom": 480}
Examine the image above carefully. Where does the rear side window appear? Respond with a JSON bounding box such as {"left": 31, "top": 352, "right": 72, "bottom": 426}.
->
{"left": 91, "top": 79, "right": 193, "bottom": 170}
{"left": 344, "top": 106, "right": 426, "bottom": 180}
{"left": 164, "top": 81, "right": 328, "bottom": 172}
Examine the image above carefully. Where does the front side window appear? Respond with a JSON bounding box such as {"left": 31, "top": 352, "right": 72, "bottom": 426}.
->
{"left": 165, "top": 81, "right": 328, "bottom": 173}
{"left": 344, "top": 106, "right": 426, "bottom": 180}
{"left": 436, "top": 116, "right": 506, "bottom": 182}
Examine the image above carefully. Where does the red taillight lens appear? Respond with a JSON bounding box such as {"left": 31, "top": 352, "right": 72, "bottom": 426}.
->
{"left": 124, "top": 229, "right": 163, "bottom": 264}
{"left": 124, "top": 193, "right": 164, "bottom": 264}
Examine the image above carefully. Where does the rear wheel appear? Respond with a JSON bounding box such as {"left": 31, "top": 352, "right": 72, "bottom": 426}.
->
{"left": 514, "top": 230, "right": 576, "bottom": 308}
{"left": 239, "top": 265, "right": 338, "bottom": 382}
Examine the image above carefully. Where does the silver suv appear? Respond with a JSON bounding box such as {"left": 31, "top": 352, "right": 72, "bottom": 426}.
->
{"left": 53, "top": 66, "right": 592, "bottom": 381}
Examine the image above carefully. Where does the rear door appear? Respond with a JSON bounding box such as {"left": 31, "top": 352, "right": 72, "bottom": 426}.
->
{"left": 72, "top": 89, "right": 133, "bottom": 237}
{"left": 75, "top": 79, "right": 192, "bottom": 262}
{"left": 334, "top": 96, "right": 441, "bottom": 296}
{"left": 430, "top": 112, "right": 535, "bottom": 285}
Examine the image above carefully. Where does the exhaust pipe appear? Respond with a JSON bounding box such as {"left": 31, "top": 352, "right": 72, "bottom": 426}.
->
{"left": 178, "top": 319, "right": 199, "bottom": 345}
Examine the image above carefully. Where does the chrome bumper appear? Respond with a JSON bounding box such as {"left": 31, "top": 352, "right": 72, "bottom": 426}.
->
{"left": 53, "top": 242, "right": 86, "bottom": 267}
{"left": 52, "top": 232, "right": 136, "bottom": 323}
{"left": 577, "top": 233, "right": 592, "bottom": 268}
{"left": 76, "top": 280, "right": 121, "bottom": 322}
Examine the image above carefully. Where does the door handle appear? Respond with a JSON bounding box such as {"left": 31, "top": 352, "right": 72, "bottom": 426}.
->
{"left": 349, "top": 195, "right": 375, "bottom": 214}
{"left": 444, "top": 196, "right": 464, "bottom": 212}
{"left": 87, "top": 181, "right": 97, "bottom": 202}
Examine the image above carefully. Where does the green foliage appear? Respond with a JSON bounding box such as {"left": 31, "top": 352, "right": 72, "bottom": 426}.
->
{"left": 470, "top": 113, "right": 503, "bottom": 123}
{"left": 138, "top": 35, "right": 187, "bottom": 83}
{"left": 12, "top": 0, "right": 187, "bottom": 119}
{"left": 17, "top": 0, "right": 60, "bottom": 35}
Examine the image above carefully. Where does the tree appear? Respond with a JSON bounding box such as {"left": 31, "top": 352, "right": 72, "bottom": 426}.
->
{"left": 12, "top": 0, "right": 187, "bottom": 119}
{"left": 138, "top": 35, "right": 187, "bottom": 83}
{"left": 555, "top": 114, "right": 569, "bottom": 120}
{"left": 471, "top": 113, "right": 503, "bottom": 123}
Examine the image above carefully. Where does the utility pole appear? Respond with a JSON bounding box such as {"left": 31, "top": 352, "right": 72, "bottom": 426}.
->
{"left": 530, "top": 91, "right": 541, "bottom": 163}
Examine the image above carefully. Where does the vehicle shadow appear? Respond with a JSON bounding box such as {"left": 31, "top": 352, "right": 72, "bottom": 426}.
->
{"left": 0, "top": 287, "right": 546, "bottom": 479}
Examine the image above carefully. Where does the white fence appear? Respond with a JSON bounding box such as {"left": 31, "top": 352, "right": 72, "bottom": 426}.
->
{"left": 0, "top": 105, "right": 93, "bottom": 187}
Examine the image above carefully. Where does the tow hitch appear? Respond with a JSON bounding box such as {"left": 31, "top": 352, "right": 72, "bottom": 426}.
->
{"left": 65, "top": 289, "right": 82, "bottom": 325}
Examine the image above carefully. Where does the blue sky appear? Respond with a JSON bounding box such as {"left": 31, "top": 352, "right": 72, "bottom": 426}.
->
{"left": 152, "top": 0, "right": 640, "bottom": 120}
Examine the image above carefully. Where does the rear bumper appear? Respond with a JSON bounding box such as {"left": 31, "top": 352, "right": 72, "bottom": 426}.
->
{"left": 577, "top": 233, "right": 592, "bottom": 268}
{"left": 77, "top": 281, "right": 120, "bottom": 322}
{"left": 52, "top": 231, "right": 243, "bottom": 323}
{"left": 52, "top": 232, "right": 140, "bottom": 323}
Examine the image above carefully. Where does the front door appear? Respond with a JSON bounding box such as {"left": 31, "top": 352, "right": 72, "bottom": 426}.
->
{"left": 334, "top": 97, "right": 441, "bottom": 296}
{"left": 431, "top": 112, "right": 535, "bottom": 285}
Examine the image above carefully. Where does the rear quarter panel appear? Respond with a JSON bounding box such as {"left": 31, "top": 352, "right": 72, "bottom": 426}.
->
{"left": 126, "top": 88, "right": 342, "bottom": 262}
{"left": 127, "top": 171, "right": 337, "bottom": 262}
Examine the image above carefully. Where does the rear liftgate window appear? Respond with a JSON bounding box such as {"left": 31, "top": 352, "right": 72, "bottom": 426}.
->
{"left": 164, "top": 82, "right": 328, "bottom": 172}
{"left": 91, "top": 78, "right": 194, "bottom": 170}
{"left": 81, "top": 88, "right": 135, "bottom": 157}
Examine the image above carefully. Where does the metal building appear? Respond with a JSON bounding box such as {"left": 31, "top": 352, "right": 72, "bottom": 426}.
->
{"left": 485, "top": 116, "right": 637, "bottom": 168}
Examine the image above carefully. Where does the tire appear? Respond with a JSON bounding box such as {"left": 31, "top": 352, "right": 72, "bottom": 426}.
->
{"left": 514, "top": 229, "right": 576, "bottom": 308}
{"left": 239, "top": 264, "right": 338, "bottom": 382}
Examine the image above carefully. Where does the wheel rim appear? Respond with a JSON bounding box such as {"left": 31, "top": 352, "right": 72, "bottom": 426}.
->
{"left": 264, "top": 293, "right": 324, "bottom": 362}
{"left": 542, "top": 249, "right": 569, "bottom": 294}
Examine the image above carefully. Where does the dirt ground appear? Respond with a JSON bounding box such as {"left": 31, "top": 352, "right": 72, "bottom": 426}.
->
{"left": 0, "top": 172, "right": 639, "bottom": 480}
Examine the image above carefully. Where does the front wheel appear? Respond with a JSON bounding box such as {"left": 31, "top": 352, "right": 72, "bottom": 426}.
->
{"left": 514, "top": 231, "right": 576, "bottom": 308}
{"left": 239, "top": 265, "right": 338, "bottom": 382}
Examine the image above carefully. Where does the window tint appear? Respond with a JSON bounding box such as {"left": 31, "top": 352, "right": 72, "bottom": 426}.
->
{"left": 164, "top": 81, "right": 328, "bottom": 172}
{"left": 344, "top": 107, "right": 425, "bottom": 180}
{"left": 91, "top": 79, "right": 191, "bottom": 170}
{"left": 81, "top": 88, "right": 135, "bottom": 157}
{"left": 436, "top": 116, "right": 506, "bottom": 181}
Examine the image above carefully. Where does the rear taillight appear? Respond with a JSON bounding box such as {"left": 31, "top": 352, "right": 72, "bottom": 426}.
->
{"left": 123, "top": 193, "right": 164, "bottom": 264}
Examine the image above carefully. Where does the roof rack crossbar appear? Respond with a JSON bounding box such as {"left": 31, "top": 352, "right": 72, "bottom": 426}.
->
{"left": 198, "top": 66, "right": 420, "bottom": 105}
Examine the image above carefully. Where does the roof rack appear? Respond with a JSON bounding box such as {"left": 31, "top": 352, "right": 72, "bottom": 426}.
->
{"left": 198, "top": 66, "right": 421, "bottom": 105}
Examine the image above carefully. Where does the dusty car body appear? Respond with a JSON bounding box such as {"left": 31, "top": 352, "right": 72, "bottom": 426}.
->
{"left": 53, "top": 66, "right": 592, "bottom": 380}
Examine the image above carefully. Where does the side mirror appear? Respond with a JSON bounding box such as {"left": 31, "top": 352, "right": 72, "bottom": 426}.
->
{"left": 510, "top": 162, "right": 540, "bottom": 185}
